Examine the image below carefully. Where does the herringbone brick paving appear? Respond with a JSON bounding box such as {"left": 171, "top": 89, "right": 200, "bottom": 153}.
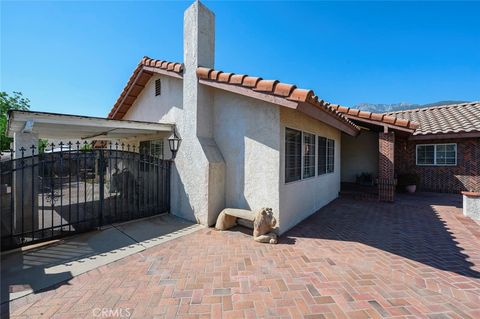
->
{"left": 4, "top": 193, "right": 480, "bottom": 318}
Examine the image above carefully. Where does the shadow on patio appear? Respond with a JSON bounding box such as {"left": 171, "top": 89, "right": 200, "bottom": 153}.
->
{"left": 0, "top": 213, "right": 200, "bottom": 317}
{"left": 285, "top": 192, "right": 480, "bottom": 279}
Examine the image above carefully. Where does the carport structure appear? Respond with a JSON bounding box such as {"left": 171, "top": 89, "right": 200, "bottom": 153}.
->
{"left": 7, "top": 110, "right": 174, "bottom": 154}
{"left": 1, "top": 110, "right": 175, "bottom": 251}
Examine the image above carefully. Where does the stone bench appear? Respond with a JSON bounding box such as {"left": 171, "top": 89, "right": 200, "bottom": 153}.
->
{"left": 462, "top": 191, "right": 480, "bottom": 221}
{"left": 215, "top": 208, "right": 255, "bottom": 230}
{"left": 215, "top": 208, "right": 278, "bottom": 244}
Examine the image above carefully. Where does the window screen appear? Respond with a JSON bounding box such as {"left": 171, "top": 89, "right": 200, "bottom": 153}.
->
{"left": 326, "top": 139, "right": 335, "bottom": 173}
{"left": 285, "top": 128, "right": 302, "bottom": 182}
{"left": 317, "top": 137, "right": 327, "bottom": 175}
{"left": 303, "top": 133, "right": 316, "bottom": 178}
{"left": 139, "top": 139, "right": 164, "bottom": 159}
{"left": 416, "top": 144, "right": 456, "bottom": 166}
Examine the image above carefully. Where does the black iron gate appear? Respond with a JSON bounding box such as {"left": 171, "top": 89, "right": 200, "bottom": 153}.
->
{"left": 0, "top": 142, "right": 171, "bottom": 251}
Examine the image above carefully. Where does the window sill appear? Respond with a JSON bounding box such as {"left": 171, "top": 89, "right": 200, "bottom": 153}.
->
{"left": 284, "top": 172, "right": 335, "bottom": 185}
{"left": 416, "top": 164, "right": 457, "bottom": 167}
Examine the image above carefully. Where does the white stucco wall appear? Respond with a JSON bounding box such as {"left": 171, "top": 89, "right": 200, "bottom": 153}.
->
{"left": 341, "top": 130, "right": 378, "bottom": 182}
{"left": 123, "top": 74, "right": 183, "bottom": 125}
{"left": 279, "top": 108, "right": 342, "bottom": 234}
{"left": 122, "top": 73, "right": 344, "bottom": 234}
{"left": 213, "top": 90, "right": 281, "bottom": 221}
{"left": 122, "top": 73, "right": 182, "bottom": 159}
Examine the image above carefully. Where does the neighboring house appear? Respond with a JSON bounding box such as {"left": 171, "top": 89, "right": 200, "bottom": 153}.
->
{"left": 331, "top": 102, "right": 480, "bottom": 194}
{"left": 388, "top": 102, "right": 480, "bottom": 193}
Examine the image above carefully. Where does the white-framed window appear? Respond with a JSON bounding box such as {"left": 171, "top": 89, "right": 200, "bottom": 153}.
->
{"left": 303, "top": 132, "right": 316, "bottom": 178}
{"left": 285, "top": 128, "right": 302, "bottom": 183}
{"left": 285, "top": 127, "right": 335, "bottom": 183}
{"left": 416, "top": 143, "right": 457, "bottom": 166}
{"left": 139, "top": 139, "right": 164, "bottom": 159}
{"left": 317, "top": 137, "right": 335, "bottom": 175}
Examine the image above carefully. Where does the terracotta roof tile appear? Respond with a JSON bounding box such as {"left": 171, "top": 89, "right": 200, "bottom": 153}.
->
{"left": 328, "top": 104, "right": 419, "bottom": 130}
{"left": 108, "top": 56, "right": 183, "bottom": 119}
{"left": 286, "top": 89, "right": 314, "bottom": 102}
{"left": 110, "top": 58, "right": 359, "bottom": 134}
{"left": 229, "top": 74, "right": 247, "bottom": 85}
{"left": 218, "top": 72, "right": 233, "bottom": 83}
{"left": 196, "top": 67, "right": 212, "bottom": 79}
{"left": 253, "top": 80, "right": 279, "bottom": 93}
{"left": 242, "top": 76, "right": 262, "bottom": 88}
{"left": 210, "top": 70, "right": 222, "bottom": 81}
{"left": 386, "top": 102, "right": 480, "bottom": 136}
{"left": 195, "top": 67, "right": 358, "bottom": 132}
{"left": 273, "top": 83, "right": 297, "bottom": 97}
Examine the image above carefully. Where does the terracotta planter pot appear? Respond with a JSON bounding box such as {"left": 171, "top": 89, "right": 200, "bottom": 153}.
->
{"left": 406, "top": 185, "right": 416, "bottom": 193}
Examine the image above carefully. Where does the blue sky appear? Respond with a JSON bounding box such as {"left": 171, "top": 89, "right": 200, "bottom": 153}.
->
{"left": 1, "top": 1, "right": 479, "bottom": 117}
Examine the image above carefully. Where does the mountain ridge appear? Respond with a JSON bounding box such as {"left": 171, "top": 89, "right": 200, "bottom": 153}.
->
{"left": 353, "top": 100, "right": 470, "bottom": 113}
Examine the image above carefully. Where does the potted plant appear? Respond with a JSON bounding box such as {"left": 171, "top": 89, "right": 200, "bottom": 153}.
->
{"left": 398, "top": 173, "right": 420, "bottom": 193}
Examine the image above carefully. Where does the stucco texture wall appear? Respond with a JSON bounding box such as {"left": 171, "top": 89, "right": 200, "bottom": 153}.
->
{"left": 213, "top": 90, "right": 281, "bottom": 220}
{"left": 279, "top": 107, "right": 342, "bottom": 234}
{"left": 123, "top": 74, "right": 183, "bottom": 124}
{"left": 341, "top": 130, "right": 379, "bottom": 182}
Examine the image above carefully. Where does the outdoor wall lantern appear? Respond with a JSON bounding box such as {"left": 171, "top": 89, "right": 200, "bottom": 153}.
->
{"left": 168, "top": 127, "right": 181, "bottom": 160}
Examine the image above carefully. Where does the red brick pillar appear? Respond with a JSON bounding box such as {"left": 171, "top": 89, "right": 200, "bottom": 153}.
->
{"left": 378, "top": 131, "right": 395, "bottom": 202}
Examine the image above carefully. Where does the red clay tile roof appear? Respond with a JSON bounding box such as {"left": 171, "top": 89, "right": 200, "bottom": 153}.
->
{"left": 327, "top": 104, "right": 419, "bottom": 131}
{"left": 108, "top": 56, "right": 183, "bottom": 119}
{"left": 196, "top": 67, "right": 359, "bottom": 133}
{"left": 386, "top": 102, "right": 480, "bottom": 136}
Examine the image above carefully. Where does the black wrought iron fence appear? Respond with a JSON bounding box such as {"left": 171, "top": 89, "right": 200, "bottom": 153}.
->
{"left": 0, "top": 142, "right": 171, "bottom": 251}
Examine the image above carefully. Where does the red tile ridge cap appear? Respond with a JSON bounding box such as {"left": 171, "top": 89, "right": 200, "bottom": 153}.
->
{"left": 327, "top": 104, "right": 419, "bottom": 130}
{"left": 142, "top": 56, "right": 184, "bottom": 74}
{"left": 196, "top": 67, "right": 359, "bottom": 131}
{"left": 108, "top": 56, "right": 184, "bottom": 119}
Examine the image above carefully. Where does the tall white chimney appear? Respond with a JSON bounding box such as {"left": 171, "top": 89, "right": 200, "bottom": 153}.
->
{"left": 183, "top": 0, "right": 215, "bottom": 138}
{"left": 171, "top": 1, "right": 224, "bottom": 227}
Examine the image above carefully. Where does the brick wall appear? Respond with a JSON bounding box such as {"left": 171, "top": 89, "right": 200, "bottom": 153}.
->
{"left": 395, "top": 137, "right": 480, "bottom": 193}
{"left": 379, "top": 132, "right": 395, "bottom": 201}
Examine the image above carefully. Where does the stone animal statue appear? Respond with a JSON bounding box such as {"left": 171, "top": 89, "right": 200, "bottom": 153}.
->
{"left": 215, "top": 207, "right": 278, "bottom": 244}
{"left": 253, "top": 208, "right": 278, "bottom": 244}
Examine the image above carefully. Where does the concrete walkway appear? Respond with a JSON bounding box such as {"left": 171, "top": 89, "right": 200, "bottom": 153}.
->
{"left": 1, "top": 214, "right": 203, "bottom": 303}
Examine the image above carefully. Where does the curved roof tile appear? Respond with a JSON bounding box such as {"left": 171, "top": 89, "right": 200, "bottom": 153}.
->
{"left": 386, "top": 102, "right": 480, "bottom": 135}
{"left": 108, "top": 56, "right": 183, "bottom": 119}
{"left": 196, "top": 67, "right": 358, "bottom": 131}
{"left": 328, "top": 104, "right": 419, "bottom": 130}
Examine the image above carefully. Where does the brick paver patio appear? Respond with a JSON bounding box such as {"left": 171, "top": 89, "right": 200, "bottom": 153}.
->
{"left": 4, "top": 193, "right": 480, "bottom": 318}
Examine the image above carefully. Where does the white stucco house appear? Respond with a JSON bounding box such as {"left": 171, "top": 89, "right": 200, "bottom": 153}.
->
{"left": 7, "top": 1, "right": 420, "bottom": 239}
{"left": 105, "top": 1, "right": 362, "bottom": 234}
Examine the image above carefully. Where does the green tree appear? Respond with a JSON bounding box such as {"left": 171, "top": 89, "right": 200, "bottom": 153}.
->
{"left": 0, "top": 91, "right": 30, "bottom": 150}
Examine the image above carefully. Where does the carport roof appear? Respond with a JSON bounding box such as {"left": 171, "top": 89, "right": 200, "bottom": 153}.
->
{"left": 7, "top": 110, "right": 174, "bottom": 140}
